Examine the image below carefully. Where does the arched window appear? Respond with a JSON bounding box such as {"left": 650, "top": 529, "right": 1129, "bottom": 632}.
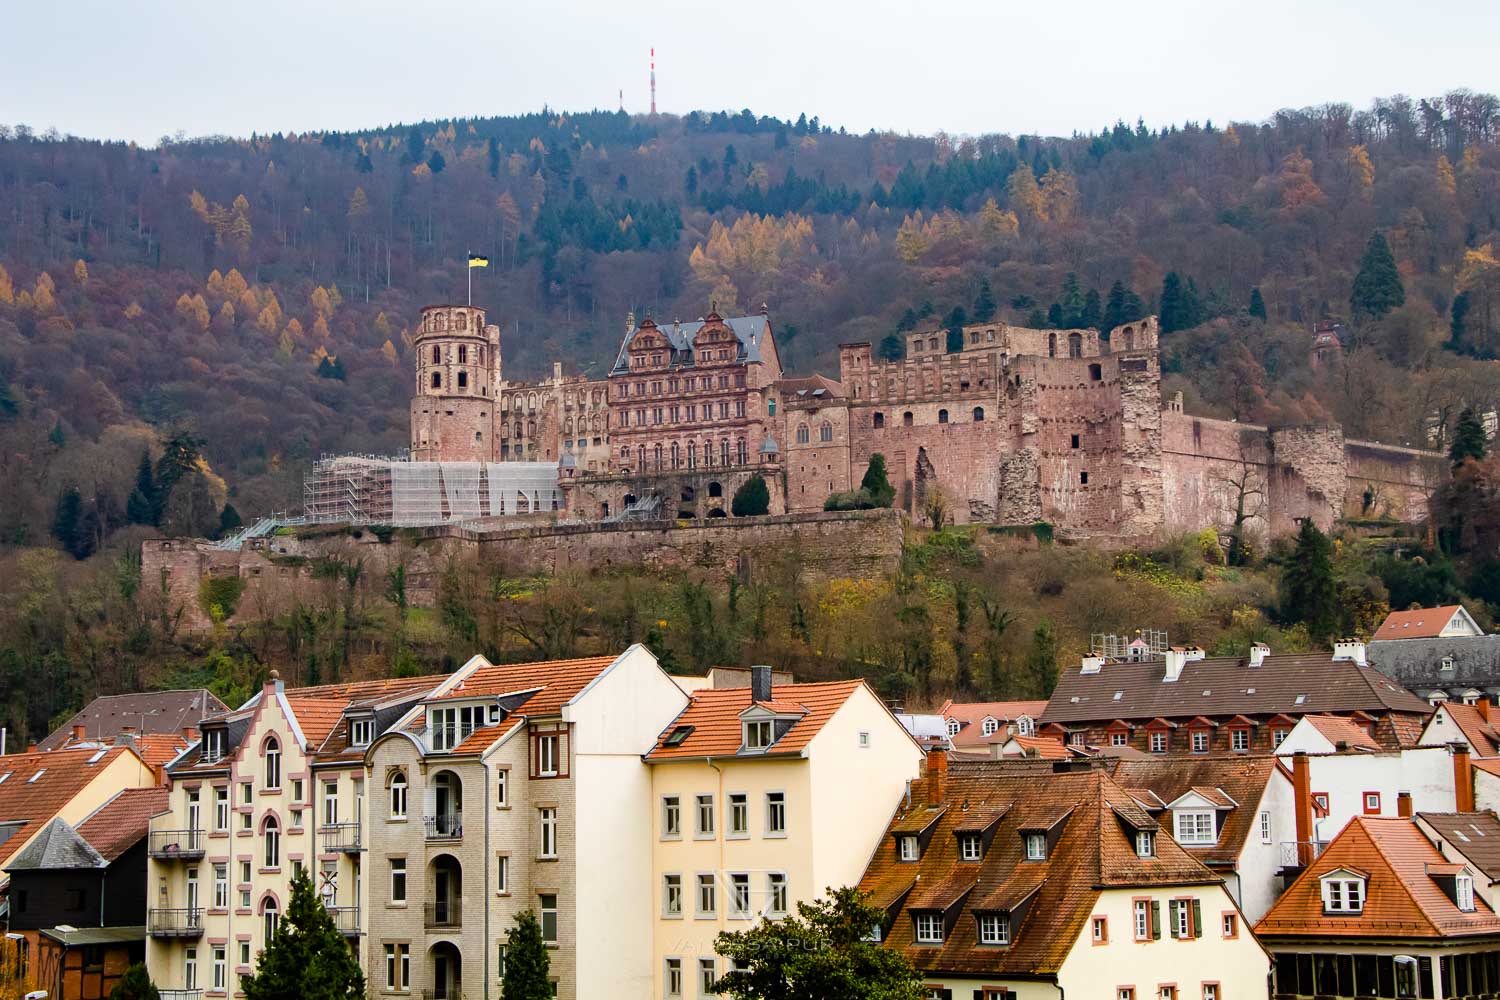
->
{"left": 873, "top": 412, "right": 885, "bottom": 429}
{"left": 937, "top": 409, "right": 949, "bottom": 424}
{"left": 263, "top": 816, "right": 280, "bottom": 869}
{"left": 721, "top": 439, "right": 731, "bottom": 466}
{"left": 653, "top": 444, "right": 663, "bottom": 469}
{"left": 431, "top": 371, "right": 441, "bottom": 389}
{"left": 389, "top": 772, "right": 408, "bottom": 819}
{"left": 671, "top": 442, "right": 680, "bottom": 468}
{"left": 262, "top": 896, "right": 279, "bottom": 943}
{"left": 796, "top": 424, "right": 810, "bottom": 444}
{"left": 263, "top": 737, "right": 280, "bottom": 790}
{"left": 1124, "top": 327, "right": 1135, "bottom": 350}
{"left": 737, "top": 439, "right": 748, "bottom": 465}
{"left": 1048, "top": 334, "right": 1057, "bottom": 358}
{"left": 457, "top": 345, "right": 467, "bottom": 364}
{"left": 819, "top": 422, "right": 833, "bottom": 442}
{"left": 1068, "top": 333, "right": 1083, "bottom": 359}
{"left": 973, "top": 407, "right": 985, "bottom": 422}
{"left": 432, "top": 346, "right": 441, "bottom": 364}
{"left": 637, "top": 445, "right": 646, "bottom": 469}
{"left": 708, "top": 481, "right": 724, "bottom": 498}
{"left": 903, "top": 412, "right": 914, "bottom": 427}
{"left": 929, "top": 337, "right": 939, "bottom": 351}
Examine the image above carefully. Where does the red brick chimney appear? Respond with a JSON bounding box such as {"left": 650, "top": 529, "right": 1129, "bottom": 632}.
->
{"left": 1454, "top": 743, "right": 1476, "bottom": 813}
{"left": 72, "top": 724, "right": 86, "bottom": 741}
{"left": 926, "top": 748, "right": 948, "bottom": 806}
{"left": 1397, "top": 791, "right": 1413, "bottom": 818}
{"left": 182, "top": 726, "right": 198, "bottom": 742}
{"left": 1480, "top": 698, "right": 1492, "bottom": 724}
{"left": 1293, "top": 752, "right": 1313, "bottom": 866}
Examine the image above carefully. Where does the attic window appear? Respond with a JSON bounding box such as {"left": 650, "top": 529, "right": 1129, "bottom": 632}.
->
{"left": 745, "top": 720, "right": 775, "bottom": 751}
{"left": 1136, "top": 831, "right": 1155, "bottom": 857}
{"left": 1113, "top": 691, "right": 1124, "bottom": 701}
{"left": 664, "top": 725, "right": 694, "bottom": 748}
{"left": 1320, "top": 873, "right": 1365, "bottom": 914}
{"left": 1174, "top": 810, "right": 1216, "bottom": 845}
{"left": 1024, "top": 833, "right": 1047, "bottom": 860}
{"left": 0, "top": 773, "right": 9, "bottom": 785}
{"left": 28, "top": 769, "right": 45, "bottom": 784}
{"left": 1294, "top": 694, "right": 1307, "bottom": 705}
{"left": 981, "top": 718, "right": 999, "bottom": 738}
{"left": 1458, "top": 874, "right": 1476, "bottom": 912}
{"left": 1441, "top": 657, "right": 1455, "bottom": 673}
{"left": 350, "top": 719, "right": 375, "bottom": 748}
{"left": 87, "top": 749, "right": 107, "bottom": 764}
{"left": 202, "top": 728, "right": 225, "bottom": 763}
{"left": 898, "top": 835, "right": 920, "bottom": 862}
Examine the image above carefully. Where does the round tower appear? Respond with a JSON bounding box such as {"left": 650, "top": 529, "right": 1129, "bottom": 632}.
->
{"left": 409, "top": 304, "right": 502, "bottom": 462}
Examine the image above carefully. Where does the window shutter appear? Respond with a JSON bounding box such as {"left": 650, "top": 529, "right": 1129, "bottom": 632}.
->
{"left": 1191, "top": 899, "right": 1203, "bottom": 938}
{"left": 1168, "top": 900, "right": 1180, "bottom": 938}
{"left": 1150, "top": 900, "right": 1161, "bottom": 940}
{"left": 974, "top": 992, "right": 985, "bottom": 1000}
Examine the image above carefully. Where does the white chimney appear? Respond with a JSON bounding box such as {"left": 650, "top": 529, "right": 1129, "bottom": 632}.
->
{"left": 1163, "top": 649, "right": 1187, "bottom": 683}
{"left": 1248, "top": 642, "right": 1271, "bottom": 668}
{"left": 1331, "top": 639, "right": 1367, "bottom": 666}
{"left": 1081, "top": 655, "right": 1105, "bottom": 675}
{"left": 1183, "top": 645, "right": 1206, "bottom": 662}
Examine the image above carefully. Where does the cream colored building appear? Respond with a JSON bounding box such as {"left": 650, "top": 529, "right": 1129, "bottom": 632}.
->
{"left": 643, "top": 670, "right": 924, "bottom": 999}
{"left": 145, "top": 673, "right": 441, "bottom": 998}
{"left": 363, "top": 645, "right": 689, "bottom": 1000}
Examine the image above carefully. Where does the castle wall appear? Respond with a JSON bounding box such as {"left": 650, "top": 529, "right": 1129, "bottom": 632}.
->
{"left": 1160, "top": 412, "right": 1274, "bottom": 539}
{"left": 782, "top": 403, "right": 854, "bottom": 511}
{"left": 1344, "top": 439, "right": 1445, "bottom": 522}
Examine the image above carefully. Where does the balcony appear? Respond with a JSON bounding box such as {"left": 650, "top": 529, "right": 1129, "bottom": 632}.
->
{"left": 424, "top": 900, "right": 462, "bottom": 929}
{"left": 1277, "top": 840, "right": 1329, "bottom": 868}
{"left": 423, "top": 812, "right": 463, "bottom": 841}
{"left": 159, "top": 991, "right": 205, "bottom": 1000}
{"left": 148, "top": 907, "right": 205, "bottom": 938}
{"left": 148, "top": 829, "right": 205, "bottom": 860}
{"left": 323, "top": 904, "right": 361, "bottom": 936}
{"left": 320, "top": 822, "right": 363, "bottom": 853}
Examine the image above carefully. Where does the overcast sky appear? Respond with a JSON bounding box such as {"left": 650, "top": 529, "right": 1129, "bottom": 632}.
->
{"left": 5, "top": 0, "right": 1499, "bottom": 145}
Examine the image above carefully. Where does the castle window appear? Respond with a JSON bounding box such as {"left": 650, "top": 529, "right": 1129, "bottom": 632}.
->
{"left": 929, "top": 337, "right": 939, "bottom": 352}
{"left": 1080, "top": 472, "right": 1089, "bottom": 485}
{"left": 737, "top": 439, "right": 748, "bottom": 465}
{"left": 819, "top": 422, "right": 833, "bottom": 442}
{"left": 457, "top": 372, "right": 467, "bottom": 389}
{"left": 973, "top": 407, "right": 985, "bottom": 422}
{"left": 796, "top": 425, "right": 810, "bottom": 444}
{"left": 458, "top": 346, "right": 467, "bottom": 363}
{"left": 938, "top": 409, "right": 949, "bottom": 424}
{"left": 1069, "top": 333, "right": 1083, "bottom": 359}
{"left": 903, "top": 412, "right": 914, "bottom": 427}
{"left": 1048, "top": 334, "right": 1057, "bottom": 358}
{"left": 873, "top": 412, "right": 885, "bottom": 429}
{"left": 432, "top": 346, "right": 441, "bottom": 364}
{"left": 1089, "top": 363, "right": 1102, "bottom": 381}
{"left": 431, "top": 372, "right": 441, "bottom": 389}
{"left": 768, "top": 400, "right": 777, "bottom": 416}
{"left": 1071, "top": 434, "right": 1080, "bottom": 449}
{"left": 709, "top": 482, "right": 723, "bottom": 498}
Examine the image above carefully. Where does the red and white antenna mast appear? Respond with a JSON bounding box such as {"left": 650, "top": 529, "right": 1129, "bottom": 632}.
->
{"left": 650, "top": 47, "right": 657, "bottom": 115}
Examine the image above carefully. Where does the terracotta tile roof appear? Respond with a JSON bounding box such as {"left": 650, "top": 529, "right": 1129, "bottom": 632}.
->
{"left": 1432, "top": 702, "right": 1500, "bottom": 758}
{"left": 1373, "top": 606, "right": 1468, "bottom": 641}
{"left": 999, "top": 735, "right": 1069, "bottom": 759}
{"left": 0, "top": 746, "right": 137, "bottom": 870}
{"left": 646, "top": 680, "right": 866, "bottom": 760}
{"left": 38, "top": 690, "right": 228, "bottom": 750}
{"left": 76, "top": 786, "right": 170, "bottom": 862}
{"left": 1042, "top": 653, "right": 1433, "bottom": 728}
{"left": 1303, "top": 714, "right": 1381, "bottom": 750}
{"left": 1255, "top": 817, "right": 1500, "bottom": 940}
{"left": 1108, "top": 756, "right": 1279, "bottom": 867}
{"left": 50, "top": 732, "right": 189, "bottom": 770}
{"left": 859, "top": 759, "right": 1220, "bottom": 977}
{"left": 1473, "top": 759, "right": 1500, "bottom": 780}
{"left": 939, "top": 700, "right": 1048, "bottom": 749}
{"left": 1419, "top": 812, "right": 1500, "bottom": 883}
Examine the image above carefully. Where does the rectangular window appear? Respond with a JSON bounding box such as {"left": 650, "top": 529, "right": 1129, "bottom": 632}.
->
{"left": 1272, "top": 728, "right": 1289, "bottom": 747}
{"left": 1119, "top": 990, "right": 1135, "bottom": 1000}
{"left": 212, "top": 946, "right": 227, "bottom": 990}
{"left": 350, "top": 718, "right": 374, "bottom": 747}
{"left": 699, "top": 958, "right": 717, "bottom": 996}
{"left": 1260, "top": 811, "right": 1272, "bottom": 844}
{"left": 1025, "top": 833, "right": 1046, "bottom": 860}
{"left": 323, "top": 781, "right": 339, "bottom": 827}
{"left": 1172, "top": 899, "right": 1191, "bottom": 939}
{"left": 1150, "top": 732, "right": 1167, "bottom": 753}
{"left": 1202, "top": 985, "right": 1218, "bottom": 1000}
{"left": 766, "top": 792, "right": 787, "bottom": 835}
{"left": 1191, "top": 731, "right": 1209, "bottom": 753}
{"left": 662, "top": 796, "right": 681, "bottom": 838}
{"left": 730, "top": 873, "right": 751, "bottom": 917}
{"left": 959, "top": 833, "right": 983, "bottom": 861}
{"left": 728, "top": 793, "right": 749, "bottom": 836}
{"left": 977, "top": 913, "right": 1010, "bottom": 945}
{"left": 213, "top": 863, "right": 228, "bottom": 909}
{"left": 214, "top": 787, "right": 230, "bottom": 831}
{"left": 768, "top": 873, "right": 788, "bottom": 915}
{"left": 390, "top": 858, "right": 406, "bottom": 902}
{"left": 665, "top": 958, "right": 683, "bottom": 997}
{"left": 1322, "top": 878, "right": 1364, "bottom": 913}
{"left": 1174, "top": 811, "right": 1215, "bottom": 844}
{"left": 1222, "top": 913, "right": 1237, "bottom": 938}
{"left": 184, "top": 948, "right": 197, "bottom": 990}
{"left": 914, "top": 913, "right": 943, "bottom": 944}
{"left": 663, "top": 874, "right": 683, "bottom": 917}
{"left": 1111, "top": 731, "right": 1128, "bottom": 747}
{"left": 898, "top": 835, "right": 919, "bottom": 861}
{"left": 539, "top": 894, "right": 558, "bottom": 942}
{"left": 384, "top": 943, "right": 409, "bottom": 990}
{"left": 496, "top": 769, "right": 509, "bottom": 808}
{"left": 537, "top": 733, "right": 561, "bottom": 776}
{"left": 696, "top": 874, "right": 717, "bottom": 916}
{"left": 1363, "top": 792, "right": 1381, "bottom": 815}
{"left": 1093, "top": 916, "right": 1108, "bottom": 943}
{"left": 496, "top": 855, "right": 509, "bottom": 894}
{"left": 239, "top": 941, "right": 249, "bottom": 966}
{"left": 745, "top": 720, "right": 774, "bottom": 750}
{"left": 1136, "top": 831, "right": 1155, "bottom": 857}
{"left": 696, "top": 794, "right": 715, "bottom": 837}
{"left": 539, "top": 807, "right": 558, "bottom": 859}
{"left": 1134, "top": 900, "right": 1150, "bottom": 940}
{"left": 1231, "top": 729, "right": 1250, "bottom": 751}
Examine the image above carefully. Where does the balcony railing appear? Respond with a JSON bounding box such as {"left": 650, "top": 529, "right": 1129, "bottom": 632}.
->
{"left": 424, "top": 900, "right": 462, "bottom": 929}
{"left": 148, "top": 907, "right": 205, "bottom": 938}
{"left": 320, "top": 822, "right": 363, "bottom": 853}
{"left": 1278, "top": 840, "right": 1328, "bottom": 867}
{"left": 423, "top": 812, "right": 463, "bottom": 841}
{"left": 323, "top": 904, "right": 361, "bottom": 936}
{"left": 159, "top": 990, "right": 205, "bottom": 1000}
{"left": 148, "top": 829, "right": 206, "bottom": 860}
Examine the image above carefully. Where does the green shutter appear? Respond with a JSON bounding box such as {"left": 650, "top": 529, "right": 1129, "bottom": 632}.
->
{"left": 1150, "top": 900, "right": 1161, "bottom": 940}
{"left": 1168, "top": 899, "right": 1180, "bottom": 939}
{"left": 1192, "top": 898, "right": 1203, "bottom": 938}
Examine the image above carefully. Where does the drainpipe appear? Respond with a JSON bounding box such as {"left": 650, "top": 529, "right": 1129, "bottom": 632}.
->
{"left": 707, "top": 758, "right": 725, "bottom": 935}
{"left": 482, "top": 756, "right": 492, "bottom": 1000}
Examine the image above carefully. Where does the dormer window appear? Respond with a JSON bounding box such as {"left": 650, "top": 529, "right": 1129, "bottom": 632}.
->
{"left": 1320, "top": 871, "right": 1366, "bottom": 913}
{"left": 976, "top": 912, "right": 1011, "bottom": 945}
{"left": 1136, "top": 831, "right": 1155, "bottom": 857}
{"left": 914, "top": 912, "right": 944, "bottom": 944}
{"left": 745, "top": 720, "right": 774, "bottom": 750}
{"left": 946, "top": 719, "right": 961, "bottom": 738}
{"left": 981, "top": 718, "right": 999, "bottom": 738}
{"left": 1174, "top": 810, "right": 1216, "bottom": 845}
{"left": 202, "top": 728, "right": 225, "bottom": 763}
{"left": 1441, "top": 657, "right": 1456, "bottom": 673}
{"left": 1016, "top": 716, "right": 1035, "bottom": 737}
{"left": 350, "top": 718, "right": 375, "bottom": 748}
{"left": 1024, "top": 833, "right": 1047, "bottom": 860}
{"left": 898, "top": 836, "right": 920, "bottom": 862}
{"left": 1458, "top": 874, "right": 1476, "bottom": 912}
{"left": 958, "top": 833, "right": 983, "bottom": 862}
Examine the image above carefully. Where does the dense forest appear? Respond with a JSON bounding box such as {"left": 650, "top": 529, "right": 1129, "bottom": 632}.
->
{"left": 2, "top": 92, "right": 1500, "bottom": 740}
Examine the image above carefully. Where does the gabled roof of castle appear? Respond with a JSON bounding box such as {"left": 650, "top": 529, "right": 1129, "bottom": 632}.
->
{"left": 611, "top": 314, "right": 770, "bottom": 374}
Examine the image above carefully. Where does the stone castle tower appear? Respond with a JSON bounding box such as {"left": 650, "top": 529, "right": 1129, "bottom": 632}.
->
{"left": 409, "top": 304, "right": 502, "bottom": 462}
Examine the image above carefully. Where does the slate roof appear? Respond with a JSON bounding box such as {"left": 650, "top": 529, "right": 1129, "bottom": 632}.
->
{"left": 3, "top": 817, "right": 106, "bottom": 870}
{"left": 611, "top": 314, "right": 771, "bottom": 374}
{"left": 646, "top": 680, "right": 866, "bottom": 760}
{"left": 1419, "top": 812, "right": 1500, "bottom": 884}
{"left": 1041, "top": 653, "right": 1432, "bottom": 725}
{"left": 76, "top": 786, "right": 170, "bottom": 862}
{"left": 859, "top": 759, "right": 1219, "bottom": 978}
{"left": 0, "top": 746, "right": 138, "bottom": 870}
{"left": 1367, "top": 635, "right": 1500, "bottom": 695}
{"left": 1108, "top": 756, "right": 1279, "bottom": 867}
{"left": 39, "top": 689, "right": 227, "bottom": 750}
{"left": 1373, "top": 606, "right": 1474, "bottom": 641}
{"left": 1256, "top": 817, "right": 1500, "bottom": 940}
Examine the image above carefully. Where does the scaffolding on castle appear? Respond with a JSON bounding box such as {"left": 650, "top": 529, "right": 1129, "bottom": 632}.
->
{"left": 1090, "top": 629, "right": 1170, "bottom": 660}
{"left": 303, "top": 456, "right": 562, "bottom": 527}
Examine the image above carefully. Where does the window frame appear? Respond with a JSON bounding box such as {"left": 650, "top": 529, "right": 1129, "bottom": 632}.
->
{"left": 914, "top": 912, "right": 944, "bottom": 944}
{"left": 696, "top": 873, "right": 717, "bottom": 917}
{"left": 695, "top": 794, "right": 716, "bottom": 838}
{"left": 1320, "top": 875, "right": 1365, "bottom": 914}
{"left": 766, "top": 791, "right": 787, "bottom": 836}
{"left": 539, "top": 893, "right": 558, "bottom": 943}
{"left": 767, "top": 872, "right": 788, "bottom": 916}
{"left": 389, "top": 857, "right": 407, "bottom": 903}
{"left": 977, "top": 912, "right": 1011, "bottom": 946}
{"left": 898, "top": 835, "right": 919, "bottom": 862}
{"left": 663, "top": 873, "right": 683, "bottom": 918}
{"left": 1174, "top": 810, "right": 1216, "bottom": 845}
{"left": 959, "top": 832, "right": 983, "bottom": 862}
{"left": 727, "top": 792, "right": 749, "bottom": 838}
{"left": 539, "top": 806, "right": 558, "bottom": 860}
{"left": 661, "top": 796, "right": 681, "bottom": 839}
{"left": 1024, "top": 832, "right": 1047, "bottom": 860}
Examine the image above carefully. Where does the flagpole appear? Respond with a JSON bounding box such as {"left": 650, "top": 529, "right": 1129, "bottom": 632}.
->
{"left": 467, "top": 250, "right": 472, "bottom": 306}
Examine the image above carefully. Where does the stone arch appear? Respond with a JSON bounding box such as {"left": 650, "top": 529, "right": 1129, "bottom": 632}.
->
{"left": 708, "top": 481, "right": 724, "bottom": 498}
{"left": 973, "top": 407, "right": 985, "bottom": 422}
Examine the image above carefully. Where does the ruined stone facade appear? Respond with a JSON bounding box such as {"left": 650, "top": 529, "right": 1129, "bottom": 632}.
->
{"left": 412, "top": 304, "right": 1446, "bottom": 542}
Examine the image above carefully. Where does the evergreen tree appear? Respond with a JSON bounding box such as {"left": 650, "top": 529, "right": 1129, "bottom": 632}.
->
{"left": 0, "top": 373, "right": 18, "bottom": 421}
{"left": 944, "top": 306, "right": 967, "bottom": 353}
{"left": 128, "top": 449, "right": 156, "bottom": 525}
{"left": 1279, "top": 520, "right": 1339, "bottom": 644}
{"left": 426, "top": 150, "right": 446, "bottom": 174}
{"left": 877, "top": 334, "right": 904, "bottom": 363}
{"left": 153, "top": 432, "right": 203, "bottom": 524}
{"left": 1027, "top": 308, "right": 1048, "bottom": 328}
{"left": 1450, "top": 407, "right": 1489, "bottom": 467}
{"left": 711, "top": 887, "right": 923, "bottom": 1000}
{"left": 1451, "top": 291, "right": 1472, "bottom": 350}
{"left": 403, "top": 126, "right": 424, "bottom": 163}
{"left": 1046, "top": 303, "right": 1064, "bottom": 328}
{"left": 49, "top": 419, "right": 66, "bottom": 448}
{"left": 1059, "top": 272, "right": 1085, "bottom": 327}
{"left": 110, "top": 963, "right": 161, "bottom": 1000}
{"left": 731, "top": 475, "right": 770, "bottom": 516}
{"left": 1025, "top": 620, "right": 1058, "bottom": 697}
{"left": 52, "top": 487, "right": 87, "bottom": 559}
{"left": 487, "top": 136, "right": 500, "bottom": 179}
{"left": 1249, "top": 287, "right": 1268, "bottom": 321}
{"left": 1080, "top": 287, "right": 1102, "bottom": 329}
{"left": 242, "top": 869, "right": 364, "bottom": 1000}
{"left": 683, "top": 166, "right": 698, "bottom": 195}
{"left": 1102, "top": 280, "right": 1129, "bottom": 331}
{"left": 896, "top": 308, "right": 917, "bottom": 332}
{"left": 1160, "top": 272, "right": 1188, "bottom": 332}
{"left": 972, "top": 279, "right": 996, "bottom": 322}
{"left": 1350, "top": 231, "right": 1405, "bottom": 320}
{"left": 500, "top": 909, "right": 552, "bottom": 1000}
{"left": 860, "top": 454, "right": 896, "bottom": 508}
{"left": 1122, "top": 289, "right": 1146, "bottom": 323}
{"left": 218, "top": 502, "right": 243, "bottom": 538}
